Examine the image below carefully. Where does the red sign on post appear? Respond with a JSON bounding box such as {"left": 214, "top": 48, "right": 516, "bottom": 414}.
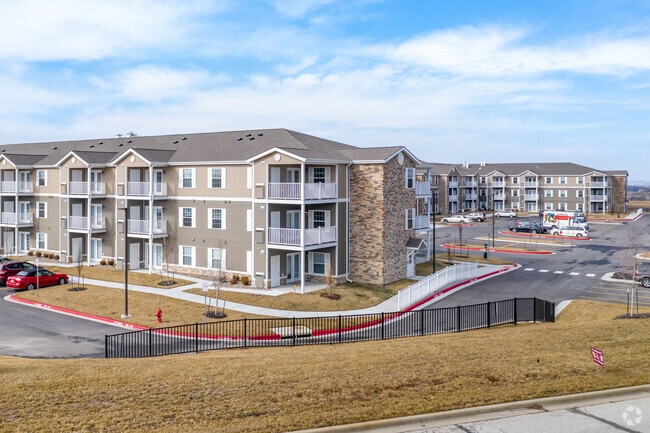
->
{"left": 591, "top": 347, "right": 605, "bottom": 367}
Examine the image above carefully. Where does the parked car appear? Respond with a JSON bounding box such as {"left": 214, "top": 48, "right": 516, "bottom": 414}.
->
{"left": 0, "top": 261, "right": 37, "bottom": 285}
{"left": 550, "top": 226, "right": 588, "bottom": 237}
{"left": 467, "top": 212, "right": 486, "bottom": 222}
{"left": 635, "top": 268, "right": 650, "bottom": 288}
{"left": 494, "top": 210, "right": 517, "bottom": 218}
{"left": 6, "top": 268, "right": 69, "bottom": 291}
{"left": 441, "top": 215, "right": 472, "bottom": 224}
{"left": 509, "top": 222, "right": 547, "bottom": 234}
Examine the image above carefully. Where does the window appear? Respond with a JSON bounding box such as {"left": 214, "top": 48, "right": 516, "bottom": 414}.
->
{"left": 545, "top": 177, "right": 552, "bottom": 184}
{"left": 544, "top": 190, "right": 553, "bottom": 198}
{"left": 577, "top": 176, "right": 584, "bottom": 185}
{"left": 310, "top": 252, "right": 329, "bottom": 275}
{"left": 560, "top": 177, "right": 567, "bottom": 184}
{"left": 511, "top": 190, "right": 519, "bottom": 197}
{"left": 312, "top": 167, "right": 326, "bottom": 183}
{"left": 511, "top": 202, "right": 520, "bottom": 210}
{"left": 405, "top": 208, "right": 415, "bottom": 229}
{"left": 480, "top": 177, "right": 487, "bottom": 184}
{"left": 209, "top": 168, "right": 225, "bottom": 188}
{"left": 180, "top": 207, "right": 195, "bottom": 227}
{"left": 559, "top": 190, "right": 568, "bottom": 198}
{"left": 180, "top": 168, "right": 195, "bottom": 188}
{"left": 209, "top": 208, "right": 225, "bottom": 229}
{"left": 37, "top": 202, "right": 47, "bottom": 218}
{"left": 577, "top": 190, "right": 584, "bottom": 198}
{"left": 558, "top": 203, "right": 567, "bottom": 211}
{"left": 179, "top": 246, "right": 195, "bottom": 266}
{"left": 312, "top": 210, "right": 326, "bottom": 228}
{"left": 37, "top": 233, "right": 47, "bottom": 250}
{"left": 405, "top": 168, "right": 415, "bottom": 189}
{"left": 512, "top": 177, "right": 519, "bottom": 184}
{"left": 208, "top": 248, "right": 225, "bottom": 270}
{"left": 545, "top": 203, "right": 553, "bottom": 211}
{"left": 37, "top": 170, "right": 47, "bottom": 187}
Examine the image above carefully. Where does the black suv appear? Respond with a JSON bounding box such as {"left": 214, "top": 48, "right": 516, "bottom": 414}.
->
{"left": 0, "top": 261, "right": 36, "bottom": 285}
{"left": 635, "top": 267, "right": 650, "bottom": 288}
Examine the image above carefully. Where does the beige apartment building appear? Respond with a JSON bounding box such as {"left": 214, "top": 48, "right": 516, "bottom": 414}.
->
{"left": 425, "top": 162, "right": 628, "bottom": 216}
{"left": 0, "top": 129, "right": 432, "bottom": 289}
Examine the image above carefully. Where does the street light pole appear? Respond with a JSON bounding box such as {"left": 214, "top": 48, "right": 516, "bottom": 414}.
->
{"left": 491, "top": 192, "right": 495, "bottom": 248}
{"left": 119, "top": 207, "right": 131, "bottom": 318}
{"left": 432, "top": 192, "right": 437, "bottom": 273}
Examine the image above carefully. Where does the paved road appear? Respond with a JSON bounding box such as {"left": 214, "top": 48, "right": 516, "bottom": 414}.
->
{"left": 0, "top": 287, "right": 122, "bottom": 358}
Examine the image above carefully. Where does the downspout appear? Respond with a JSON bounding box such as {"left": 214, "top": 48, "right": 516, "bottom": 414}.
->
{"left": 346, "top": 161, "right": 353, "bottom": 283}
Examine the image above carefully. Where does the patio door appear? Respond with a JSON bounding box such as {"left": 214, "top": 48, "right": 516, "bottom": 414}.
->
{"left": 90, "top": 238, "right": 102, "bottom": 263}
{"left": 287, "top": 253, "right": 300, "bottom": 283}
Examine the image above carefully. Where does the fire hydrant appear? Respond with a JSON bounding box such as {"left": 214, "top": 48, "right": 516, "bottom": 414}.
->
{"left": 156, "top": 308, "right": 163, "bottom": 323}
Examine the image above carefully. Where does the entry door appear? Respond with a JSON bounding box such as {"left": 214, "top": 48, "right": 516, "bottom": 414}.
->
{"left": 270, "top": 255, "right": 281, "bottom": 287}
{"left": 71, "top": 237, "right": 83, "bottom": 262}
{"left": 287, "top": 253, "right": 300, "bottom": 282}
{"left": 287, "top": 168, "right": 300, "bottom": 183}
{"left": 90, "top": 238, "right": 102, "bottom": 262}
{"left": 287, "top": 210, "right": 300, "bottom": 229}
{"left": 129, "top": 242, "right": 140, "bottom": 269}
{"left": 3, "top": 232, "right": 14, "bottom": 255}
{"left": 19, "top": 202, "right": 31, "bottom": 223}
{"left": 19, "top": 232, "right": 30, "bottom": 253}
{"left": 153, "top": 243, "right": 163, "bottom": 268}
{"left": 153, "top": 170, "right": 164, "bottom": 194}
{"left": 90, "top": 204, "right": 102, "bottom": 228}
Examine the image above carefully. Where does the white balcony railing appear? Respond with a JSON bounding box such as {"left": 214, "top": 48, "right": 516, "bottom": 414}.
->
{"left": 589, "top": 181, "right": 610, "bottom": 188}
{"left": 589, "top": 195, "right": 608, "bottom": 202}
{"left": 415, "top": 181, "right": 431, "bottom": 197}
{"left": 68, "top": 216, "right": 106, "bottom": 230}
{"left": 128, "top": 219, "right": 167, "bottom": 235}
{"left": 69, "top": 182, "right": 106, "bottom": 195}
{"left": 127, "top": 182, "right": 167, "bottom": 196}
{"left": 0, "top": 181, "right": 33, "bottom": 193}
{"left": 491, "top": 181, "right": 505, "bottom": 187}
{"left": 1, "top": 212, "right": 33, "bottom": 225}
{"left": 524, "top": 194, "right": 538, "bottom": 201}
{"left": 268, "top": 182, "right": 337, "bottom": 200}
{"left": 524, "top": 181, "right": 538, "bottom": 187}
{"left": 448, "top": 194, "right": 458, "bottom": 202}
{"left": 413, "top": 215, "right": 430, "bottom": 230}
{"left": 268, "top": 226, "right": 337, "bottom": 246}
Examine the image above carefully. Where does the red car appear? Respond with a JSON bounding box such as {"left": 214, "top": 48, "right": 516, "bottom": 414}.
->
{"left": 6, "top": 268, "right": 69, "bottom": 291}
{"left": 0, "top": 261, "right": 37, "bottom": 285}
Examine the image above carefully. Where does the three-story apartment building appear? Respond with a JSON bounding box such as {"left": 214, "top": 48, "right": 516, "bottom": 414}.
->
{"left": 0, "top": 129, "right": 432, "bottom": 290}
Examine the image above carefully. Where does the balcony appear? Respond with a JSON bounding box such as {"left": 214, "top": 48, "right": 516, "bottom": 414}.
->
{"left": 491, "top": 181, "right": 505, "bottom": 187}
{"left": 463, "top": 193, "right": 478, "bottom": 200}
{"left": 1, "top": 212, "right": 33, "bottom": 226}
{"left": 461, "top": 180, "right": 478, "bottom": 188}
{"left": 413, "top": 215, "right": 430, "bottom": 230}
{"left": 69, "top": 182, "right": 106, "bottom": 195}
{"left": 268, "top": 226, "right": 337, "bottom": 247}
{"left": 589, "top": 195, "right": 608, "bottom": 202}
{"left": 68, "top": 216, "right": 107, "bottom": 232}
{"left": 524, "top": 193, "right": 539, "bottom": 201}
{"left": 415, "top": 181, "right": 431, "bottom": 197}
{"left": 589, "top": 181, "right": 610, "bottom": 188}
{"left": 524, "top": 181, "right": 538, "bottom": 187}
{"left": 126, "top": 182, "right": 167, "bottom": 197}
{"left": 448, "top": 194, "right": 458, "bottom": 202}
{"left": 448, "top": 181, "right": 458, "bottom": 188}
{"left": 494, "top": 193, "right": 506, "bottom": 200}
{"left": 0, "top": 181, "right": 33, "bottom": 194}
{"left": 128, "top": 219, "right": 168, "bottom": 236}
{"left": 268, "top": 182, "right": 337, "bottom": 200}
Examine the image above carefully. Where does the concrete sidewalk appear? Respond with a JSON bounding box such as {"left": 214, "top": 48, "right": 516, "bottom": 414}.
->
{"left": 64, "top": 263, "right": 515, "bottom": 318}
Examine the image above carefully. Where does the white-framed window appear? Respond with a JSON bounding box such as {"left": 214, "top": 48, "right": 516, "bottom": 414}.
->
{"left": 310, "top": 167, "right": 328, "bottom": 183}
{"left": 559, "top": 177, "right": 567, "bottom": 184}
{"left": 512, "top": 189, "right": 519, "bottom": 197}
{"left": 559, "top": 190, "right": 568, "bottom": 198}
{"left": 309, "top": 252, "right": 329, "bottom": 275}
{"left": 37, "top": 233, "right": 47, "bottom": 250}
{"left": 208, "top": 208, "right": 225, "bottom": 229}
{"left": 180, "top": 168, "right": 195, "bottom": 188}
{"left": 544, "top": 190, "right": 553, "bottom": 198}
{"left": 577, "top": 190, "right": 584, "bottom": 198}
{"left": 544, "top": 203, "right": 553, "bottom": 211}
{"left": 208, "top": 248, "right": 225, "bottom": 270}
{"left": 37, "top": 170, "right": 47, "bottom": 187}
{"left": 512, "top": 177, "right": 519, "bottom": 184}
{"left": 511, "top": 202, "right": 520, "bottom": 210}
{"left": 179, "top": 207, "right": 195, "bottom": 227}
{"left": 545, "top": 177, "right": 552, "bottom": 184}
{"left": 577, "top": 176, "right": 584, "bottom": 185}
{"left": 208, "top": 168, "right": 226, "bottom": 189}
{"left": 480, "top": 176, "right": 487, "bottom": 184}
{"left": 405, "top": 208, "right": 415, "bottom": 229}
{"left": 577, "top": 203, "right": 584, "bottom": 211}
{"left": 179, "top": 245, "right": 195, "bottom": 266}
{"left": 558, "top": 203, "right": 567, "bottom": 211}
{"left": 405, "top": 168, "right": 415, "bottom": 189}
{"left": 308, "top": 210, "right": 330, "bottom": 228}
{"left": 37, "top": 202, "right": 47, "bottom": 218}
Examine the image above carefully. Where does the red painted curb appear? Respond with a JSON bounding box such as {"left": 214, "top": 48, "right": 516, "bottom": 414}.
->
{"left": 441, "top": 243, "right": 552, "bottom": 255}
{"left": 6, "top": 294, "right": 148, "bottom": 331}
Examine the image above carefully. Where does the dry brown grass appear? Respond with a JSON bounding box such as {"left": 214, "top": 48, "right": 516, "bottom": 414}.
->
{"left": 44, "top": 264, "right": 193, "bottom": 289}
{"left": 1, "top": 301, "right": 649, "bottom": 433}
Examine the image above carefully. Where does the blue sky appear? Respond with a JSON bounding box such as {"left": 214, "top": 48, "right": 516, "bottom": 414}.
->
{"left": 1, "top": 0, "right": 649, "bottom": 181}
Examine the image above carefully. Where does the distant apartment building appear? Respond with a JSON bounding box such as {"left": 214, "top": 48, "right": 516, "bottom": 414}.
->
{"left": 423, "top": 162, "right": 628, "bottom": 216}
{"left": 0, "top": 129, "right": 432, "bottom": 289}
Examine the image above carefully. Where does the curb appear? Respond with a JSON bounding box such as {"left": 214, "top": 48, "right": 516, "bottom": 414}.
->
{"left": 289, "top": 384, "right": 650, "bottom": 433}
{"left": 441, "top": 243, "right": 552, "bottom": 255}
{"left": 4, "top": 294, "right": 148, "bottom": 331}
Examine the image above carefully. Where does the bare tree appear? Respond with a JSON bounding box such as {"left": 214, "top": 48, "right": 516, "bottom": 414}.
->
{"left": 618, "top": 220, "right": 644, "bottom": 316}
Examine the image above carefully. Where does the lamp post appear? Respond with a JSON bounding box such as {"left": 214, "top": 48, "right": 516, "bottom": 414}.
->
{"left": 432, "top": 191, "right": 438, "bottom": 273}
{"left": 491, "top": 192, "right": 495, "bottom": 248}
{"left": 119, "top": 207, "right": 131, "bottom": 318}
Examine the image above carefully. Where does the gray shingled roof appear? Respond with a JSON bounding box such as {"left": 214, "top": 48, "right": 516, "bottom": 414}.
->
{"left": 1, "top": 153, "right": 49, "bottom": 167}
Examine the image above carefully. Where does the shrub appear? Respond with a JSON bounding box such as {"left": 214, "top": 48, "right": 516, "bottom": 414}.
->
{"left": 241, "top": 276, "right": 250, "bottom": 286}
{"left": 27, "top": 250, "right": 35, "bottom": 256}
{"left": 35, "top": 251, "right": 43, "bottom": 258}
{"left": 107, "top": 259, "right": 115, "bottom": 266}
{"left": 230, "top": 274, "right": 240, "bottom": 285}
{"left": 100, "top": 258, "right": 107, "bottom": 266}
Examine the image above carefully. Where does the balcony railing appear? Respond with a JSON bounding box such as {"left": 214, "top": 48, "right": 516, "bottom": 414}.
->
{"left": 1, "top": 212, "right": 33, "bottom": 225}
{"left": 524, "top": 194, "right": 538, "bottom": 201}
{"left": 128, "top": 219, "right": 167, "bottom": 235}
{"left": 69, "top": 182, "right": 106, "bottom": 195}
{"left": 68, "top": 216, "right": 106, "bottom": 231}
{"left": 524, "top": 181, "right": 538, "bottom": 187}
{"left": 268, "top": 226, "right": 337, "bottom": 246}
{"left": 127, "top": 182, "right": 167, "bottom": 197}
{"left": 461, "top": 180, "right": 478, "bottom": 187}
{"left": 415, "top": 181, "right": 431, "bottom": 197}
{"left": 0, "top": 181, "right": 33, "bottom": 194}
{"left": 413, "top": 215, "right": 430, "bottom": 230}
{"left": 491, "top": 181, "right": 505, "bottom": 187}
{"left": 448, "top": 194, "right": 458, "bottom": 202}
{"left": 268, "top": 182, "right": 337, "bottom": 200}
{"left": 589, "top": 181, "right": 610, "bottom": 188}
{"left": 589, "top": 195, "right": 608, "bottom": 202}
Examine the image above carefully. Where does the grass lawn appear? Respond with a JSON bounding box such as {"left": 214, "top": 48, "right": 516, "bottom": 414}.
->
{"left": 1, "top": 301, "right": 649, "bottom": 433}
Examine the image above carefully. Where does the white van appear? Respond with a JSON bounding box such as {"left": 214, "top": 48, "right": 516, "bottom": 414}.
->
{"left": 551, "top": 225, "right": 589, "bottom": 237}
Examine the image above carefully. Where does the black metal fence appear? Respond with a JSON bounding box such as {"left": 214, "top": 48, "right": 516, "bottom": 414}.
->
{"left": 105, "top": 297, "right": 555, "bottom": 358}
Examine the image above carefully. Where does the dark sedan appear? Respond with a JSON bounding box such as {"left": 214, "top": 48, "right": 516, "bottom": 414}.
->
{"left": 509, "top": 221, "right": 548, "bottom": 234}
{"left": 6, "top": 268, "right": 69, "bottom": 291}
